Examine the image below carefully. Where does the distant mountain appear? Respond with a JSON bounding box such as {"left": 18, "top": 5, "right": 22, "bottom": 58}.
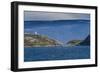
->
{"left": 24, "top": 33, "right": 62, "bottom": 47}
{"left": 78, "top": 35, "right": 90, "bottom": 46}
{"left": 25, "top": 20, "right": 90, "bottom": 22}
{"left": 24, "top": 20, "right": 90, "bottom": 28}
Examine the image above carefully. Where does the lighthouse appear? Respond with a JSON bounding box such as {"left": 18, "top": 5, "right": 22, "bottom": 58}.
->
{"left": 34, "top": 32, "right": 38, "bottom": 35}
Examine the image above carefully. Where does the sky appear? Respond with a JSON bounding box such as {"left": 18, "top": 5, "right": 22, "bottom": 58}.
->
{"left": 24, "top": 11, "right": 90, "bottom": 44}
{"left": 24, "top": 11, "right": 90, "bottom": 21}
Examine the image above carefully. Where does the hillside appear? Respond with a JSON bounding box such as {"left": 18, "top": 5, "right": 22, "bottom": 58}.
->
{"left": 78, "top": 35, "right": 90, "bottom": 46}
{"left": 24, "top": 33, "right": 61, "bottom": 47}
{"left": 67, "top": 35, "right": 90, "bottom": 46}
{"left": 67, "top": 40, "right": 82, "bottom": 46}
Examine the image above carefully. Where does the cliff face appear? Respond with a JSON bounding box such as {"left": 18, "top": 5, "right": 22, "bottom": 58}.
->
{"left": 24, "top": 33, "right": 61, "bottom": 47}
{"left": 78, "top": 35, "right": 90, "bottom": 46}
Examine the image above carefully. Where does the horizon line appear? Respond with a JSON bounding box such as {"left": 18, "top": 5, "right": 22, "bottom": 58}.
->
{"left": 24, "top": 19, "right": 90, "bottom": 22}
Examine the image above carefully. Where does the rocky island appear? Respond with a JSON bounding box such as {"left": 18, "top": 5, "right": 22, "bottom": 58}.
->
{"left": 24, "top": 32, "right": 90, "bottom": 47}
{"left": 78, "top": 35, "right": 90, "bottom": 46}
{"left": 24, "top": 33, "right": 62, "bottom": 47}
{"left": 67, "top": 35, "right": 90, "bottom": 46}
{"left": 67, "top": 40, "right": 82, "bottom": 46}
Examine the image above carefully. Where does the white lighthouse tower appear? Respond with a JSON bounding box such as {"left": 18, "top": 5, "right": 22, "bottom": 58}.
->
{"left": 34, "top": 32, "right": 38, "bottom": 35}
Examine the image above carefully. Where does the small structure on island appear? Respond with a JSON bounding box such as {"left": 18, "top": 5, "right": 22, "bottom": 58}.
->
{"left": 34, "top": 32, "right": 38, "bottom": 35}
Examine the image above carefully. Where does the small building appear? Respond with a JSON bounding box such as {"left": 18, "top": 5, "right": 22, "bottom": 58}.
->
{"left": 34, "top": 32, "right": 38, "bottom": 35}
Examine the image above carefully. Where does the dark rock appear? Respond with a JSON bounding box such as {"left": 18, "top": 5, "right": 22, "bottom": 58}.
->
{"left": 78, "top": 35, "right": 90, "bottom": 46}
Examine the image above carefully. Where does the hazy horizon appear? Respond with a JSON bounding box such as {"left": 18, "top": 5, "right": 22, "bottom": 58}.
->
{"left": 24, "top": 11, "right": 90, "bottom": 21}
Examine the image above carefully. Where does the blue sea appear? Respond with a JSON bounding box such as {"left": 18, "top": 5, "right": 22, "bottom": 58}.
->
{"left": 24, "top": 46, "right": 90, "bottom": 62}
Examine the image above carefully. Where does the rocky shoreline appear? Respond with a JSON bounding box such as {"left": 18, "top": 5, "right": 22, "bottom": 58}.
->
{"left": 24, "top": 33, "right": 90, "bottom": 47}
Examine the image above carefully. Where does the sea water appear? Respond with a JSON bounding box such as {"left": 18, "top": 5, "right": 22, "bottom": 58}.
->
{"left": 24, "top": 46, "right": 90, "bottom": 62}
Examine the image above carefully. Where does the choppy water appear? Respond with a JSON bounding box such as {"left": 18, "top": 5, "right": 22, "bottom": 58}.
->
{"left": 24, "top": 46, "right": 90, "bottom": 62}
